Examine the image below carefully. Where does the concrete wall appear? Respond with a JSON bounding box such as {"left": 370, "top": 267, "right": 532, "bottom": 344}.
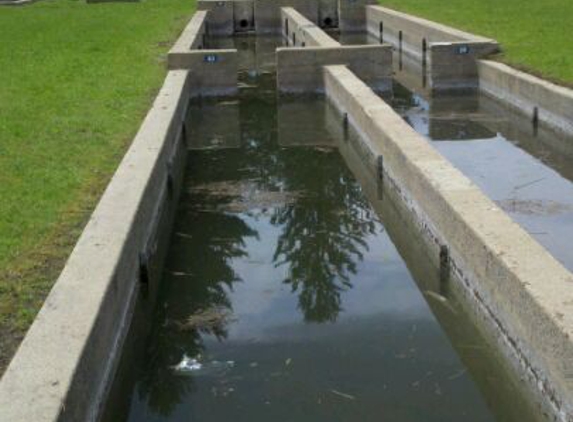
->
{"left": 277, "top": 45, "right": 392, "bottom": 93}
{"left": 168, "top": 49, "right": 238, "bottom": 96}
{"left": 281, "top": 7, "right": 339, "bottom": 47}
{"left": 478, "top": 60, "right": 573, "bottom": 136}
{"left": 367, "top": 5, "right": 499, "bottom": 90}
{"left": 168, "top": 10, "right": 238, "bottom": 96}
{"left": 277, "top": 5, "right": 391, "bottom": 93}
{"left": 323, "top": 64, "right": 573, "bottom": 422}
{"left": 254, "top": 0, "right": 319, "bottom": 33}
{"left": 0, "top": 70, "right": 192, "bottom": 422}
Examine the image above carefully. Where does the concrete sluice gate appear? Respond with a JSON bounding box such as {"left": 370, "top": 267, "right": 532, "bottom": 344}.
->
{"left": 2, "top": 1, "right": 573, "bottom": 422}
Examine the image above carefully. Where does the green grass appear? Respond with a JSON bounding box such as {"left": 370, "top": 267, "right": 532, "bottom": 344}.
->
{"left": 379, "top": 0, "right": 573, "bottom": 85}
{"left": 0, "top": 0, "right": 194, "bottom": 371}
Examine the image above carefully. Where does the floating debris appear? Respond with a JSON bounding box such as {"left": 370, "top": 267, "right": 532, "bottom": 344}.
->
{"left": 172, "top": 355, "right": 235, "bottom": 377}
{"left": 285, "top": 358, "right": 292, "bottom": 366}
{"left": 330, "top": 389, "right": 356, "bottom": 400}
{"left": 176, "top": 307, "right": 236, "bottom": 332}
{"left": 172, "top": 355, "right": 202, "bottom": 374}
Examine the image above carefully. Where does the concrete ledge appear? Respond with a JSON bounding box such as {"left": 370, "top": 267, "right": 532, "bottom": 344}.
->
{"left": 324, "top": 64, "right": 573, "bottom": 421}
{"left": 281, "top": 7, "right": 339, "bottom": 47}
{"left": 478, "top": 60, "right": 573, "bottom": 136}
{"left": 367, "top": 5, "right": 499, "bottom": 90}
{"left": 0, "top": 70, "right": 191, "bottom": 422}
{"left": 169, "top": 11, "right": 209, "bottom": 54}
{"left": 277, "top": 45, "right": 392, "bottom": 93}
{"left": 168, "top": 49, "right": 238, "bottom": 96}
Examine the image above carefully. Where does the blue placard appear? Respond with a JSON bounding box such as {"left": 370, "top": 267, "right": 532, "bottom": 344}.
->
{"left": 456, "top": 45, "right": 470, "bottom": 55}
{"left": 204, "top": 54, "right": 219, "bottom": 63}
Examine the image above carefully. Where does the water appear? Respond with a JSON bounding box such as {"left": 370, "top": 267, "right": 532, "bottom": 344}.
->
{"left": 104, "top": 36, "right": 547, "bottom": 422}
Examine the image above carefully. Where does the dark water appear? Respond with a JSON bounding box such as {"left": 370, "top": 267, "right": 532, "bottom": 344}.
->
{"left": 105, "top": 36, "right": 547, "bottom": 422}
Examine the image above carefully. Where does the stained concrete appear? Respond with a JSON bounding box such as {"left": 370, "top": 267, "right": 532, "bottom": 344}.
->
{"left": 323, "top": 64, "right": 573, "bottom": 422}
{"left": 254, "top": 0, "right": 319, "bottom": 33}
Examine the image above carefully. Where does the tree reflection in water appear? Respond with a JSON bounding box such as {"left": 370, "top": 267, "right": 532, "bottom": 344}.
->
{"left": 272, "top": 149, "right": 379, "bottom": 323}
{"left": 137, "top": 182, "right": 258, "bottom": 416}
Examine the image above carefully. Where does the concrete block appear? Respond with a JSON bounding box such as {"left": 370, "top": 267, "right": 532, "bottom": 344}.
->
{"left": 254, "top": 0, "right": 319, "bottom": 34}
{"left": 429, "top": 41, "right": 499, "bottom": 91}
{"left": 277, "top": 45, "right": 392, "bottom": 93}
{"left": 198, "top": 0, "right": 234, "bottom": 35}
{"left": 168, "top": 49, "right": 238, "bottom": 96}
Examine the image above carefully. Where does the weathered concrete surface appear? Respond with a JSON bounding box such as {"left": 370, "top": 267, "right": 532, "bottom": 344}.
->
{"left": 367, "top": 5, "right": 499, "bottom": 90}
{"left": 198, "top": 0, "right": 234, "bottom": 35}
{"left": 277, "top": 45, "right": 392, "bottom": 93}
{"left": 168, "top": 49, "right": 238, "bottom": 95}
{"left": 0, "top": 70, "right": 191, "bottom": 422}
{"left": 254, "top": 0, "right": 319, "bottom": 33}
{"left": 478, "top": 60, "right": 573, "bottom": 136}
{"left": 338, "top": 0, "right": 377, "bottom": 32}
{"left": 281, "top": 7, "right": 339, "bottom": 47}
{"left": 324, "top": 64, "right": 573, "bottom": 422}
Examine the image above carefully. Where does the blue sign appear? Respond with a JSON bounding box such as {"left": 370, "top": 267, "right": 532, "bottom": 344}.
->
{"left": 456, "top": 45, "right": 470, "bottom": 55}
{"left": 204, "top": 54, "right": 219, "bottom": 63}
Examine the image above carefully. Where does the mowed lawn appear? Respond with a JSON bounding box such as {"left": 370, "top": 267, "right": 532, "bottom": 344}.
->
{"left": 380, "top": 0, "right": 573, "bottom": 85}
{"left": 0, "top": 0, "right": 194, "bottom": 372}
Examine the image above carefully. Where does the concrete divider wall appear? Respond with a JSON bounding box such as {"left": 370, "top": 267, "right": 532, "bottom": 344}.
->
{"left": 367, "top": 5, "right": 499, "bottom": 90}
{"left": 254, "top": 0, "right": 319, "bottom": 33}
{"left": 168, "top": 10, "right": 238, "bottom": 95}
{"left": 478, "top": 60, "right": 573, "bottom": 136}
{"left": 281, "top": 7, "right": 339, "bottom": 47}
{"left": 0, "top": 70, "right": 193, "bottom": 422}
{"left": 323, "top": 64, "right": 573, "bottom": 421}
{"left": 277, "top": 45, "right": 392, "bottom": 93}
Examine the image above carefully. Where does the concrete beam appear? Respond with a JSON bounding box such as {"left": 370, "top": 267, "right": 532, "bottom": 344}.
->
{"left": 277, "top": 45, "right": 392, "bottom": 93}
{"left": 323, "top": 64, "right": 573, "bottom": 422}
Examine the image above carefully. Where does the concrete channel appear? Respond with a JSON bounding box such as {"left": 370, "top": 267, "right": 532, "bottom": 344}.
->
{"left": 1, "top": 1, "right": 573, "bottom": 421}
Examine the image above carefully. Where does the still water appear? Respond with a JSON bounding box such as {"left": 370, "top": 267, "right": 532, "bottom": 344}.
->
{"left": 105, "top": 36, "right": 545, "bottom": 422}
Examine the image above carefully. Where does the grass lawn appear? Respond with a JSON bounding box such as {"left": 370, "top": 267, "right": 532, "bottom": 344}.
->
{"left": 0, "top": 0, "right": 194, "bottom": 373}
{"left": 379, "top": 0, "right": 573, "bottom": 86}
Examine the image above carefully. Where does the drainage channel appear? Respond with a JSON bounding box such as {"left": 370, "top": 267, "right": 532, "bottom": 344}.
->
{"left": 336, "top": 32, "right": 573, "bottom": 273}
{"left": 101, "top": 35, "right": 546, "bottom": 422}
